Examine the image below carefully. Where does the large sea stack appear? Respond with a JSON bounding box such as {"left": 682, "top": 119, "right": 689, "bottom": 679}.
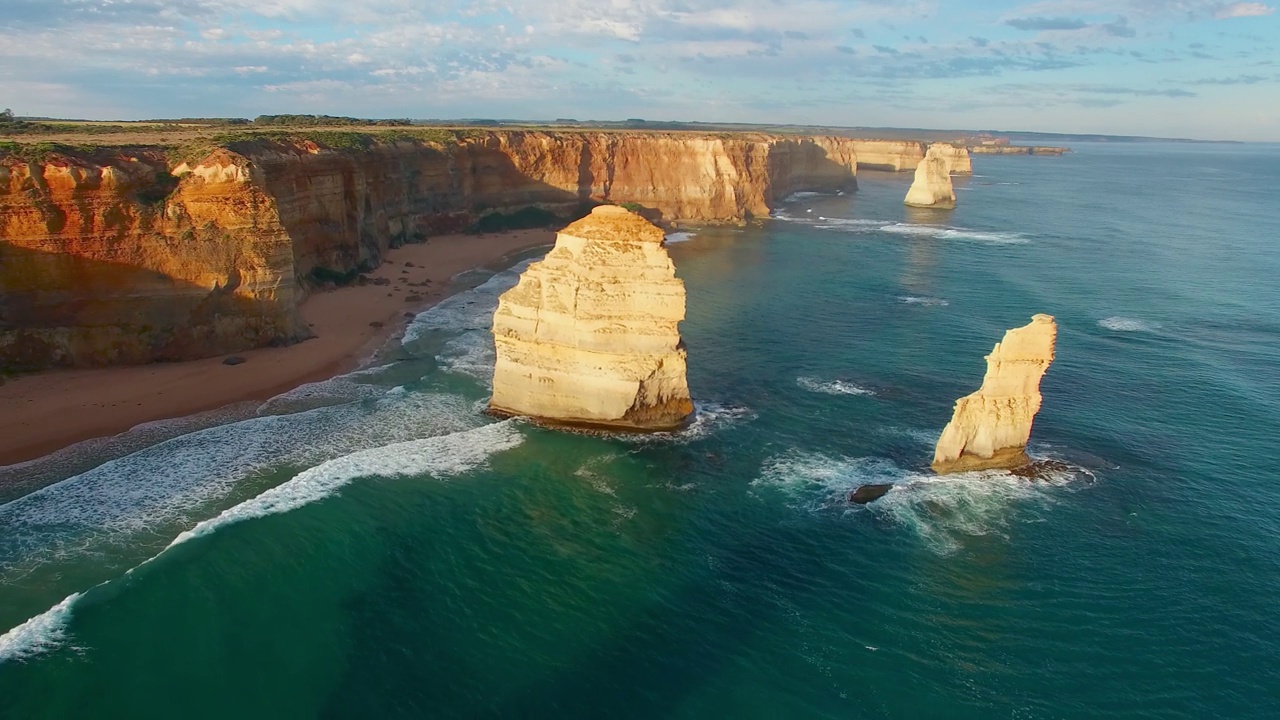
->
{"left": 904, "top": 143, "right": 958, "bottom": 209}
{"left": 488, "top": 205, "right": 694, "bottom": 431}
{"left": 932, "top": 314, "right": 1057, "bottom": 474}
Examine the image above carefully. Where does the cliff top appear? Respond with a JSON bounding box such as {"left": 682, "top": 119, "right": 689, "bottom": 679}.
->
{"left": 560, "top": 206, "right": 667, "bottom": 245}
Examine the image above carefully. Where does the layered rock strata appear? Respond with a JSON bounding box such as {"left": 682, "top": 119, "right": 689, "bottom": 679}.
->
{"left": 488, "top": 205, "right": 693, "bottom": 431}
{"left": 1, "top": 131, "right": 858, "bottom": 369}
{"left": 932, "top": 143, "right": 973, "bottom": 174}
{"left": 904, "top": 144, "right": 958, "bottom": 209}
{"left": 847, "top": 140, "right": 926, "bottom": 172}
{"left": 932, "top": 314, "right": 1058, "bottom": 474}
{"left": 969, "top": 145, "right": 1068, "bottom": 156}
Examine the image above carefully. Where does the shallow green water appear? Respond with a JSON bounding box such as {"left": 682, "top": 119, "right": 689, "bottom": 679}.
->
{"left": 2, "top": 143, "right": 1279, "bottom": 718}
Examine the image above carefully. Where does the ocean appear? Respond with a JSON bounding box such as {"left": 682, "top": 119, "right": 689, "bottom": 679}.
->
{"left": 2, "top": 142, "right": 1278, "bottom": 718}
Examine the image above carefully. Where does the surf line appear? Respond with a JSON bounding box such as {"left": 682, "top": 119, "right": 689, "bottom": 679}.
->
{"left": 0, "top": 421, "right": 526, "bottom": 664}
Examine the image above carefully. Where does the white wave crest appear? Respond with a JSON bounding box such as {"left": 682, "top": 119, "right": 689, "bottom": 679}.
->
{"left": 0, "top": 593, "right": 79, "bottom": 664}
{"left": 898, "top": 296, "right": 949, "bottom": 307}
{"left": 784, "top": 191, "right": 823, "bottom": 201}
{"left": 796, "top": 377, "right": 876, "bottom": 397}
{"left": 402, "top": 259, "right": 533, "bottom": 347}
{"left": 1098, "top": 316, "right": 1158, "bottom": 332}
{"left": 880, "top": 223, "right": 1029, "bottom": 245}
{"left": 664, "top": 232, "right": 696, "bottom": 244}
{"left": 771, "top": 212, "right": 1026, "bottom": 245}
{"left": 167, "top": 422, "right": 523, "bottom": 549}
{"left": 0, "top": 392, "right": 478, "bottom": 579}
{"left": 754, "top": 451, "right": 1088, "bottom": 555}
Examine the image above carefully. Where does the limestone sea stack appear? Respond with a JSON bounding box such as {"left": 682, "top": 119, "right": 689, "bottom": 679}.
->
{"left": 903, "top": 143, "right": 958, "bottom": 209}
{"left": 934, "top": 143, "right": 973, "bottom": 175}
{"left": 489, "top": 205, "right": 694, "bottom": 431}
{"left": 932, "top": 314, "right": 1057, "bottom": 474}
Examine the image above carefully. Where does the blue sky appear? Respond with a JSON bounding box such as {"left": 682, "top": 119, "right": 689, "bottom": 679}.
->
{"left": 1, "top": 1, "right": 1277, "bottom": 140}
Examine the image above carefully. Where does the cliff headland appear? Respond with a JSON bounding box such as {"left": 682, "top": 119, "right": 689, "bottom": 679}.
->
{"left": 1, "top": 129, "right": 866, "bottom": 371}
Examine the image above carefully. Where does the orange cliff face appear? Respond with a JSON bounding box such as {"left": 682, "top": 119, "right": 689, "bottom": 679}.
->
{"left": 0, "top": 131, "right": 860, "bottom": 370}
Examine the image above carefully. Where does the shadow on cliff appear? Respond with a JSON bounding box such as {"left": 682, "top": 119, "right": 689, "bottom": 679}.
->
{"left": 0, "top": 243, "right": 303, "bottom": 370}
{"left": 237, "top": 140, "right": 603, "bottom": 285}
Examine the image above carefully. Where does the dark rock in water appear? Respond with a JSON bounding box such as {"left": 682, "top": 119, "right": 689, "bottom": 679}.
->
{"left": 403, "top": 312, "right": 415, "bottom": 319}
{"left": 369, "top": 321, "right": 385, "bottom": 329}
{"left": 405, "top": 294, "right": 424, "bottom": 303}
{"left": 848, "top": 484, "right": 892, "bottom": 504}
{"left": 373, "top": 277, "right": 391, "bottom": 286}
{"left": 223, "top": 356, "right": 247, "bottom": 366}
{"left": 356, "top": 275, "right": 371, "bottom": 286}
{"left": 405, "top": 261, "right": 415, "bottom": 267}
{"left": 1010, "top": 459, "right": 1072, "bottom": 481}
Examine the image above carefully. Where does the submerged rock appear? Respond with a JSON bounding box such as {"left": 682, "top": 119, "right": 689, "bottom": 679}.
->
{"left": 489, "top": 205, "right": 694, "bottom": 431}
{"left": 222, "top": 356, "right": 247, "bottom": 366}
{"left": 849, "top": 484, "right": 893, "bottom": 504}
{"left": 1009, "top": 459, "right": 1072, "bottom": 481}
{"left": 904, "top": 144, "right": 958, "bottom": 210}
{"left": 932, "top": 314, "right": 1058, "bottom": 474}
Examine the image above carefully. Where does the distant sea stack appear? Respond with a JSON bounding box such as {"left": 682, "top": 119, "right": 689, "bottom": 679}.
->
{"left": 932, "top": 315, "right": 1057, "bottom": 474}
{"left": 933, "top": 144, "right": 973, "bottom": 175}
{"left": 489, "top": 205, "right": 694, "bottom": 431}
{"left": 903, "top": 144, "right": 957, "bottom": 210}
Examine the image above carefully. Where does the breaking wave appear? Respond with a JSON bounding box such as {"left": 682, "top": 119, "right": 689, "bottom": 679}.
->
{"left": 754, "top": 450, "right": 1091, "bottom": 555}
{"left": 1098, "top": 316, "right": 1159, "bottom": 333}
{"left": 898, "top": 296, "right": 949, "bottom": 307}
{"left": 402, "top": 259, "right": 533, "bottom": 347}
{"left": 0, "top": 593, "right": 80, "bottom": 664}
{"left": 771, "top": 212, "right": 1028, "bottom": 245}
{"left": 664, "top": 232, "right": 696, "bottom": 244}
{"left": 168, "top": 422, "right": 523, "bottom": 548}
{"left": 796, "top": 377, "right": 876, "bottom": 397}
{"left": 878, "top": 223, "right": 1029, "bottom": 245}
{"left": 0, "top": 421, "right": 524, "bottom": 664}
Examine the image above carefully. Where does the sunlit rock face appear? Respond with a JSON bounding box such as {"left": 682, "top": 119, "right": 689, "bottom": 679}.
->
{"left": 0, "top": 132, "right": 858, "bottom": 369}
{"left": 932, "top": 143, "right": 973, "bottom": 174}
{"left": 932, "top": 314, "right": 1058, "bottom": 474}
{"left": 904, "top": 144, "right": 958, "bottom": 210}
{"left": 488, "top": 206, "right": 694, "bottom": 431}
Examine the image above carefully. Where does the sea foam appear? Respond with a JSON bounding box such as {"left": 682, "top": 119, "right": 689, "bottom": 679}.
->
{"left": 1098, "top": 316, "right": 1158, "bottom": 333}
{"left": 754, "top": 450, "right": 1090, "bottom": 555}
{"left": 898, "top": 296, "right": 950, "bottom": 307}
{"left": 168, "top": 421, "right": 523, "bottom": 548}
{"left": 0, "top": 593, "right": 80, "bottom": 664}
{"left": 796, "top": 377, "right": 876, "bottom": 397}
{"left": 0, "top": 392, "right": 478, "bottom": 578}
{"left": 402, "top": 259, "right": 533, "bottom": 347}
{"left": 0, "top": 421, "right": 524, "bottom": 664}
{"left": 772, "top": 211, "right": 1028, "bottom": 245}
{"left": 664, "top": 232, "right": 696, "bottom": 244}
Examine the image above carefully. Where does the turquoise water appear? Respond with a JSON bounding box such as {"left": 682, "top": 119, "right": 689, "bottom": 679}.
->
{"left": 2, "top": 143, "right": 1279, "bottom": 718}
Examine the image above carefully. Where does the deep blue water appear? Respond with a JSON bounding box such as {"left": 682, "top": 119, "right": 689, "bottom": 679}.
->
{"left": 2, "top": 142, "right": 1278, "bottom": 718}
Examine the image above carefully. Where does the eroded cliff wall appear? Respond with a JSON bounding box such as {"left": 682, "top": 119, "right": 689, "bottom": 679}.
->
{"left": 0, "top": 131, "right": 859, "bottom": 369}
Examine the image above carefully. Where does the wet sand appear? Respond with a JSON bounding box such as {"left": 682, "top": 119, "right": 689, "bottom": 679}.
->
{"left": 0, "top": 230, "right": 553, "bottom": 466}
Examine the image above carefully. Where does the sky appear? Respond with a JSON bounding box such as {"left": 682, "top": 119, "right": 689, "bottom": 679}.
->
{"left": 1, "top": 1, "right": 1277, "bottom": 140}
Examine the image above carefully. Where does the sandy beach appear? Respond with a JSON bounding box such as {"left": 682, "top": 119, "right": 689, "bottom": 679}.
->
{"left": 0, "top": 229, "right": 553, "bottom": 466}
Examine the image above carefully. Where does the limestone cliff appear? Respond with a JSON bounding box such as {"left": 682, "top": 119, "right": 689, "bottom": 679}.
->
{"left": 489, "top": 205, "right": 693, "bottom": 431}
{"left": 932, "top": 314, "right": 1057, "bottom": 474}
{"left": 0, "top": 131, "right": 858, "bottom": 369}
{"left": 848, "top": 140, "right": 925, "bottom": 172}
{"left": 904, "top": 144, "right": 958, "bottom": 209}
{"left": 969, "top": 145, "right": 1069, "bottom": 156}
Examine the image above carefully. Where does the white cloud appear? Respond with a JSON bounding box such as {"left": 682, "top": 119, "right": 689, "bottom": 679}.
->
{"left": 1213, "top": 2, "right": 1276, "bottom": 17}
